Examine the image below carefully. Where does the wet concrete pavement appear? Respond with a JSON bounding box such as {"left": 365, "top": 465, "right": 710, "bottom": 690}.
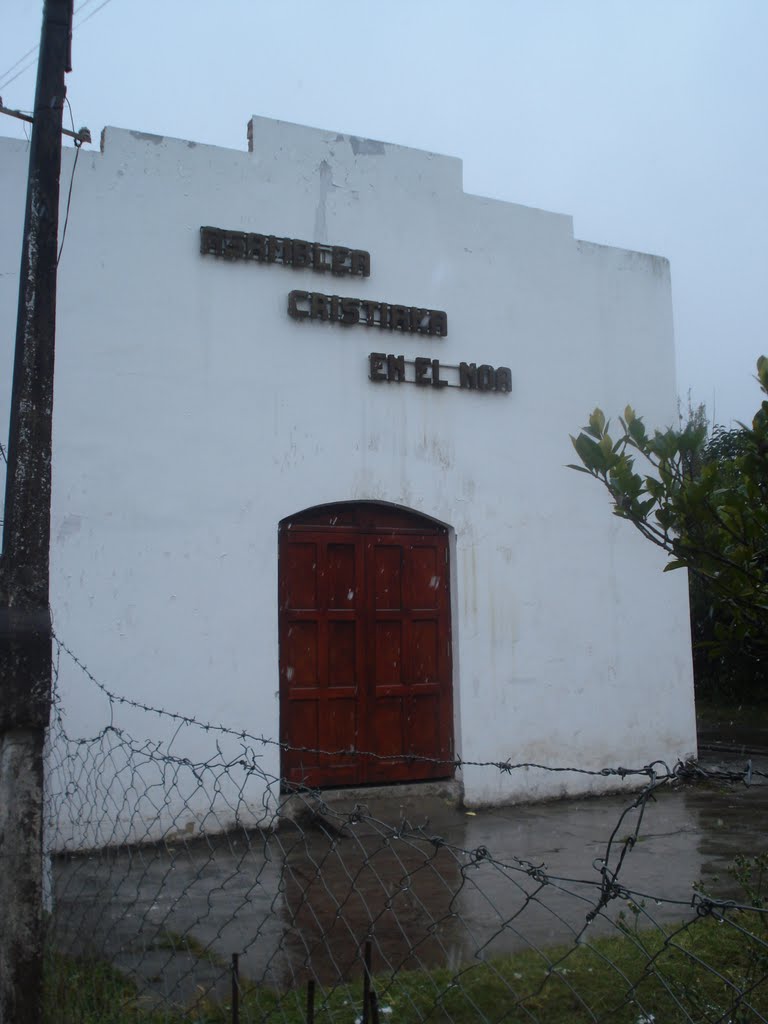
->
{"left": 51, "top": 754, "right": 768, "bottom": 1009}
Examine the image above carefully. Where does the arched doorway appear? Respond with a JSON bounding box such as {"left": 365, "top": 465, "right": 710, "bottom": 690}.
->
{"left": 278, "top": 502, "right": 454, "bottom": 788}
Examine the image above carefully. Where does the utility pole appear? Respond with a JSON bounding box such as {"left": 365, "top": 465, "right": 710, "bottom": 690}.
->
{"left": 0, "top": 2, "right": 73, "bottom": 1022}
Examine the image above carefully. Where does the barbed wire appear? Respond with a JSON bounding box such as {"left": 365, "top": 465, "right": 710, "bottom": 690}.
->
{"left": 51, "top": 632, "right": 766, "bottom": 790}
{"left": 42, "top": 628, "right": 768, "bottom": 1022}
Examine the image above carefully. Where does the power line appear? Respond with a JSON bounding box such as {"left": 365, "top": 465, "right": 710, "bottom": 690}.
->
{"left": 0, "top": 43, "right": 39, "bottom": 90}
{"left": 0, "top": 0, "right": 99, "bottom": 88}
{"left": 0, "top": 0, "right": 115, "bottom": 93}
{"left": 57, "top": 96, "right": 82, "bottom": 266}
{"left": 72, "top": 0, "right": 114, "bottom": 32}
{"left": 57, "top": 144, "right": 81, "bottom": 266}
{"left": 0, "top": 58, "right": 38, "bottom": 94}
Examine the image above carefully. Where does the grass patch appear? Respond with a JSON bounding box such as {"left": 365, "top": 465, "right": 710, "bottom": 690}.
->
{"left": 44, "top": 908, "right": 768, "bottom": 1024}
{"left": 44, "top": 951, "right": 163, "bottom": 1024}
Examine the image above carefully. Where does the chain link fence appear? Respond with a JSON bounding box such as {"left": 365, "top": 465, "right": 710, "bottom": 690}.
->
{"left": 44, "top": 634, "right": 768, "bottom": 1023}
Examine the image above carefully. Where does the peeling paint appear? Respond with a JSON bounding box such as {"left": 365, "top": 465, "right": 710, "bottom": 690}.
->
{"left": 314, "top": 159, "right": 334, "bottom": 242}
{"left": 349, "top": 135, "right": 386, "bottom": 156}
{"left": 130, "top": 131, "right": 164, "bottom": 145}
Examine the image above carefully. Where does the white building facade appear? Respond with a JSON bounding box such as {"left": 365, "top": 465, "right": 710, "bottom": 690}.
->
{"left": 0, "top": 117, "right": 696, "bottom": 836}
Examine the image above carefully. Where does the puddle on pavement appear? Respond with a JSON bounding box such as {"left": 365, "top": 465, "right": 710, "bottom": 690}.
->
{"left": 50, "top": 758, "right": 768, "bottom": 1008}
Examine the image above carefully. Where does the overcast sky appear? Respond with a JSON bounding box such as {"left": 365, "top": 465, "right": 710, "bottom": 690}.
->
{"left": 2, "top": 0, "right": 766, "bottom": 428}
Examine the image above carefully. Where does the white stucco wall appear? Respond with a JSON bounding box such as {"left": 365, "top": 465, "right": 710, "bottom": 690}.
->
{"left": 0, "top": 117, "right": 696, "bottom": 844}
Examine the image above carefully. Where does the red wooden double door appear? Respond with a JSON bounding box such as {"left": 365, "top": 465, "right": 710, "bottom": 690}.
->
{"left": 279, "top": 503, "right": 454, "bottom": 789}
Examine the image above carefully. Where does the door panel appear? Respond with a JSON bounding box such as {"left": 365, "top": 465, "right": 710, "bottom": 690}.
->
{"left": 280, "top": 533, "right": 364, "bottom": 787}
{"left": 279, "top": 506, "right": 453, "bottom": 788}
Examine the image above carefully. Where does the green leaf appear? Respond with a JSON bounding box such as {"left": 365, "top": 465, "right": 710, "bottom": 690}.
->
{"left": 627, "top": 416, "right": 647, "bottom": 446}
{"left": 599, "top": 434, "right": 615, "bottom": 460}
{"left": 663, "top": 560, "right": 688, "bottom": 572}
{"left": 757, "top": 354, "right": 768, "bottom": 392}
{"left": 589, "top": 408, "right": 606, "bottom": 436}
{"left": 571, "top": 432, "right": 607, "bottom": 473}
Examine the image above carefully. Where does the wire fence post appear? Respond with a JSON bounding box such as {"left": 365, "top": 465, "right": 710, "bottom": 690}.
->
{"left": 361, "top": 938, "right": 372, "bottom": 1024}
{"left": 306, "top": 978, "right": 315, "bottom": 1024}
{"left": 369, "top": 987, "right": 380, "bottom": 1024}
{"left": 231, "top": 952, "right": 239, "bottom": 1024}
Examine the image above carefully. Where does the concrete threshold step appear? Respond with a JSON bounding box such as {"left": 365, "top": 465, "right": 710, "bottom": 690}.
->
{"left": 280, "top": 778, "right": 464, "bottom": 830}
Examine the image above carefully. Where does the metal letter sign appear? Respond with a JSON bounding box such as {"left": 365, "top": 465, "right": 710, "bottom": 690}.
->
{"left": 369, "top": 354, "right": 511, "bottom": 392}
{"left": 287, "top": 291, "right": 448, "bottom": 336}
{"left": 199, "top": 226, "right": 511, "bottom": 395}
{"left": 200, "top": 227, "right": 370, "bottom": 277}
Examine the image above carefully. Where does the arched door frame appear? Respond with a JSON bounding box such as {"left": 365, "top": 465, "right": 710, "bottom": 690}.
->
{"left": 278, "top": 501, "right": 454, "bottom": 789}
